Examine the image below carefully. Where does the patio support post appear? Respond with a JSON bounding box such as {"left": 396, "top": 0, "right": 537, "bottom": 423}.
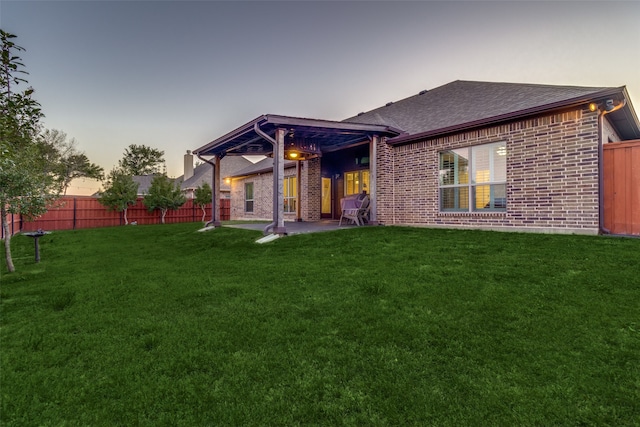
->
{"left": 274, "top": 128, "right": 287, "bottom": 234}
{"left": 296, "top": 161, "right": 302, "bottom": 221}
{"left": 213, "top": 155, "right": 222, "bottom": 226}
{"left": 369, "top": 134, "right": 379, "bottom": 225}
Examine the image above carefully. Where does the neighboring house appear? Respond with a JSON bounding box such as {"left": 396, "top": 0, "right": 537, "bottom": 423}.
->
{"left": 132, "top": 175, "right": 157, "bottom": 196}
{"left": 177, "top": 151, "right": 253, "bottom": 199}
{"left": 194, "top": 80, "right": 640, "bottom": 235}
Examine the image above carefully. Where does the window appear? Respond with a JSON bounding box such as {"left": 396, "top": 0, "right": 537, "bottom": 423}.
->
{"left": 284, "top": 176, "right": 297, "bottom": 213}
{"left": 439, "top": 142, "right": 506, "bottom": 212}
{"left": 344, "top": 170, "right": 369, "bottom": 196}
{"left": 244, "top": 182, "right": 254, "bottom": 212}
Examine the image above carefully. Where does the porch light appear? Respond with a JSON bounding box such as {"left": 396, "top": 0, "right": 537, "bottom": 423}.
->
{"left": 283, "top": 138, "right": 322, "bottom": 161}
{"left": 588, "top": 99, "right": 618, "bottom": 113}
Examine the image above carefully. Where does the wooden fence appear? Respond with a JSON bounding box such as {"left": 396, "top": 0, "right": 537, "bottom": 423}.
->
{"left": 603, "top": 140, "right": 640, "bottom": 236}
{"left": 2, "top": 197, "right": 231, "bottom": 238}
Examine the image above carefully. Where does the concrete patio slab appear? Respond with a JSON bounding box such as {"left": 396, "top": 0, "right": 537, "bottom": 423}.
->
{"left": 225, "top": 220, "right": 360, "bottom": 235}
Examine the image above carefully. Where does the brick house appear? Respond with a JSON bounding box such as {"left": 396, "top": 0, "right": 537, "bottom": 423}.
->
{"left": 194, "top": 80, "right": 640, "bottom": 235}
{"left": 177, "top": 151, "right": 252, "bottom": 199}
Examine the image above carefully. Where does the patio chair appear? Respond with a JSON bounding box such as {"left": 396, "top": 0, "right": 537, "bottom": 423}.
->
{"left": 339, "top": 195, "right": 369, "bottom": 226}
{"left": 357, "top": 196, "right": 370, "bottom": 224}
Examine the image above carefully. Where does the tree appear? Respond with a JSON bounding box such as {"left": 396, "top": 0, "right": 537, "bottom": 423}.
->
{"left": 40, "top": 129, "right": 104, "bottom": 195}
{"left": 98, "top": 169, "right": 139, "bottom": 225}
{"left": 1, "top": 30, "right": 57, "bottom": 273}
{"left": 118, "top": 144, "right": 165, "bottom": 176}
{"left": 143, "top": 175, "right": 185, "bottom": 224}
{"left": 193, "top": 182, "right": 212, "bottom": 223}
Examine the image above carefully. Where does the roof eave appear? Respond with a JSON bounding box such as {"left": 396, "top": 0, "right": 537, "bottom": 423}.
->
{"left": 265, "top": 114, "right": 403, "bottom": 135}
{"left": 388, "top": 86, "right": 629, "bottom": 146}
{"left": 194, "top": 114, "right": 402, "bottom": 157}
{"left": 193, "top": 115, "right": 268, "bottom": 156}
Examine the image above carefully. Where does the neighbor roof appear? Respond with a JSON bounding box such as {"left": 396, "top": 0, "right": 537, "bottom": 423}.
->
{"left": 132, "top": 175, "right": 159, "bottom": 195}
{"left": 178, "top": 156, "right": 253, "bottom": 192}
{"left": 344, "top": 80, "right": 640, "bottom": 143}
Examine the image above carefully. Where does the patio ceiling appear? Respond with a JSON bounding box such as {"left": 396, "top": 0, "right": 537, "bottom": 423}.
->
{"left": 194, "top": 114, "right": 403, "bottom": 157}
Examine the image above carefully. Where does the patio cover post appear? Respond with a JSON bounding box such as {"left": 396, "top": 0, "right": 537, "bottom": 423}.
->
{"left": 369, "top": 134, "right": 379, "bottom": 225}
{"left": 296, "top": 161, "right": 302, "bottom": 221}
{"left": 213, "top": 155, "right": 221, "bottom": 225}
{"left": 274, "top": 128, "right": 287, "bottom": 234}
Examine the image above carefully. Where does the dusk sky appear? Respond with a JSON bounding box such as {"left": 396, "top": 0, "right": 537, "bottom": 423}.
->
{"left": 2, "top": 0, "right": 639, "bottom": 195}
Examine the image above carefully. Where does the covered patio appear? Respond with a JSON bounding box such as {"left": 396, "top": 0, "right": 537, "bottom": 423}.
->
{"left": 193, "top": 114, "right": 400, "bottom": 235}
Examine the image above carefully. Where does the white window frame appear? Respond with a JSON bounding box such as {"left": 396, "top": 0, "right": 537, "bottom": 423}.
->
{"left": 283, "top": 176, "right": 297, "bottom": 214}
{"left": 344, "top": 170, "right": 369, "bottom": 196}
{"left": 244, "top": 182, "right": 254, "bottom": 213}
{"left": 439, "top": 142, "right": 507, "bottom": 212}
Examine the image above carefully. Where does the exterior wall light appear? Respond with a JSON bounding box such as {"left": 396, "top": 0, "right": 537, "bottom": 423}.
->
{"left": 283, "top": 138, "right": 321, "bottom": 161}
{"left": 589, "top": 102, "right": 598, "bottom": 112}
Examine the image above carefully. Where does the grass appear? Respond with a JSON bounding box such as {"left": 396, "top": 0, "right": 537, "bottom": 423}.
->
{"left": 1, "top": 223, "right": 639, "bottom": 426}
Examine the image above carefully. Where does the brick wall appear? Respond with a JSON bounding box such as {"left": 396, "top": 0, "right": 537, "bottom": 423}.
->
{"left": 230, "top": 169, "right": 299, "bottom": 221}
{"left": 377, "top": 107, "right": 602, "bottom": 234}
{"left": 303, "top": 158, "right": 322, "bottom": 221}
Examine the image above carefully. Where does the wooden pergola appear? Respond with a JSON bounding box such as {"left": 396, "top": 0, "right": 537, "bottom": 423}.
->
{"left": 193, "top": 114, "right": 400, "bottom": 235}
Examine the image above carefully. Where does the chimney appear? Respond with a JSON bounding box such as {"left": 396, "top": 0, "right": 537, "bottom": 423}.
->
{"left": 184, "top": 150, "right": 194, "bottom": 181}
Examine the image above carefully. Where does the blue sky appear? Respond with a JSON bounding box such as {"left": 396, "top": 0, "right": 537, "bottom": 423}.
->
{"left": 2, "top": 0, "right": 639, "bottom": 194}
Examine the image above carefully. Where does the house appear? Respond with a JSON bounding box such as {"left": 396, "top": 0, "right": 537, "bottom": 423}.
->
{"left": 177, "top": 151, "right": 253, "bottom": 199}
{"left": 194, "top": 80, "right": 640, "bottom": 235}
{"left": 129, "top": 152, "right": 253, "bottom": 199}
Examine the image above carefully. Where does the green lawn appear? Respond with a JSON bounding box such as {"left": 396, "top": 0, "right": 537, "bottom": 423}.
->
{"left": 1, "top": 223, "right": 639, "bottom": 426}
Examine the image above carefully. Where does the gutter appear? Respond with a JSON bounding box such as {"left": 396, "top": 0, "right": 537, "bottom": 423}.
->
{"left": 195, "top": 152, "right": 220, "bottom": 227}
{"left": 597, "top": 99, "right": 627, "bottom": 235}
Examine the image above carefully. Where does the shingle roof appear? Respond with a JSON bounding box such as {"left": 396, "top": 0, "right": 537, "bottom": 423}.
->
{"left": 178, "top": 156, "right": 252, "bottom": 192}
{"left": 132, "top": 175, "right": 161, "bottom": 195}
{"left": 343, "top": 80, "right": 626, "bottom": 142}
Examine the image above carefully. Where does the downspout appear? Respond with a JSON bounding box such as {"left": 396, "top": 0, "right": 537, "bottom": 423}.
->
{"left": 254, "top": 123, "right": 278, "bottom": 234}
{"left": 597, "top": 99, "right": 626, "bottom": 234}
{"left": 196, "top": 153, "right": 219, "bottom": 227}
{"left": 367, "top": 134, "right": 378, "bottom": 225}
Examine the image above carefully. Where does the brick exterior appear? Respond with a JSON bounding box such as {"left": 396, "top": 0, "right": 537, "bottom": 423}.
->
{"left": 227, "top": 108, "right": 618, "bottom": 234}
{"left": 377, "top": 107, "right": 604, "bottom": 234}
{"left": 230, "top": 161, "right": 321, "bottom": 221}
{"left": 303, "top": 158, "right": 322, "bottom": 221}
{"left": 230, "top": 171, "right": 299, "bottom": 221}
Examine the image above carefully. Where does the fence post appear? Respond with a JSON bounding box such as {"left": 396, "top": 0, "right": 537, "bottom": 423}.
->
{"left": 73, "top": 197, "right": 77, "bottom": 230}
